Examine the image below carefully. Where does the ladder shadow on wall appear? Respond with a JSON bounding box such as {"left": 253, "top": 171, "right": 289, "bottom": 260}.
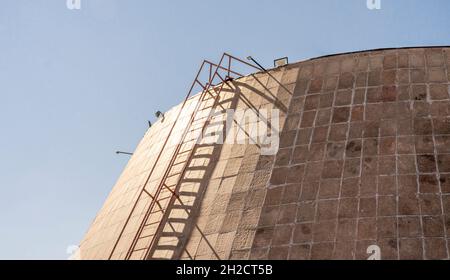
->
{"left": 146, "top": 76, "right": 286, "bottom": 260}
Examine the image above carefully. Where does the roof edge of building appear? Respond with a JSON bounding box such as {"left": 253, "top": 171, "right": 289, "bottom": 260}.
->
{"left": 181, "top": 45, "right": 450, "bottom": 105}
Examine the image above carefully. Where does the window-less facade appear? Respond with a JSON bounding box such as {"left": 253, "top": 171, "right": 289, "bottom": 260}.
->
{"left": 79, "top": 47, "right": 450, "bottom": 260}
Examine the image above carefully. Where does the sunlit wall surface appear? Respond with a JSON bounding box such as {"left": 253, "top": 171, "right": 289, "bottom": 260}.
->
{"left": 80, "top": 47, "right": 450, "bottom": 260}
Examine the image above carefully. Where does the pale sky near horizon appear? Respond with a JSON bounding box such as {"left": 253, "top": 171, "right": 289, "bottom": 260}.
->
{"left": 1, "top": 0, "right": 449, "bottom": 259}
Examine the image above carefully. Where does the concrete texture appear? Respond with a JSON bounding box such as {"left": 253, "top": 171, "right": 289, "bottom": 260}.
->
{"left": 79, "top": 47, "right": 450, "bottom": 260}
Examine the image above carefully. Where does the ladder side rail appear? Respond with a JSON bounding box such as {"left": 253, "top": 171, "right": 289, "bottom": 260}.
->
{"left": 124, "top": 86, "right": 211, "bottom": 259}
{"left": 143, "top": 55, "right": 251, "bottom": 259}
{"left": 108, "top": 61, "right": 209, "bottom": 259}
{"left": 124, "top": 55, "right": 228, "bottom": 258}
{"left": 143, "top": 81, "right": 229, "bottom": 260}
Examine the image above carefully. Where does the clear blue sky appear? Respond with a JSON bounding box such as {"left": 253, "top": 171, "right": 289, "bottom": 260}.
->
{"left": 0, "top": 0, "right": 449, "bottom": 259}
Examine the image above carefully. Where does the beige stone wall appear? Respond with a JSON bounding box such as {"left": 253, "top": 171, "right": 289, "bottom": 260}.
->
{"left": 80, "top": 47, "right": 450, "bottom": 260}
{"left": 252, "top": 47, "right": 450, "bottom": 260}
{"left": 79, "top": 95, "right": 201, "bottom": 259}
{"left": 79, "top": 64, "right": 300, "bottom": 259}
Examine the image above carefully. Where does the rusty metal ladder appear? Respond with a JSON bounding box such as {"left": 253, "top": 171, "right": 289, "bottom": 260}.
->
{"left": 108, "top": 53, "right": 260, "bottom": 260}
{"left": 138, "top": 89, "right": 229, "bottom": 260}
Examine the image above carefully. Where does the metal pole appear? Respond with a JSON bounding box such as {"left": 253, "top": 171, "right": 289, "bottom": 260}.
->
{"left": 246, "top": 56, "right": 267, "bottom": 72}
{"left": 116, "top": 151, "right": 133, "bottom": 156}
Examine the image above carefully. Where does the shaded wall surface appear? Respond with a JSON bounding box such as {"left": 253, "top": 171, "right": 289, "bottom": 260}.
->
{"left": 80, "top": 47, "right": 450, "bottom": 260}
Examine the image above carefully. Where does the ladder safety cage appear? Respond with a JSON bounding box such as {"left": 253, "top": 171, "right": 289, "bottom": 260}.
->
{"left": 108, "top": 53, "right": 261, "bottom": 260}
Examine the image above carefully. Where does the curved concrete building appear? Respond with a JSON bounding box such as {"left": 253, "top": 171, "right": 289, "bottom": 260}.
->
{"left": 79, "top": 47, "right": 450, "bottom": 260}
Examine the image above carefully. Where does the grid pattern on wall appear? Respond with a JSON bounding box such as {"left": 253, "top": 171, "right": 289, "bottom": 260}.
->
{"left": 80, "top": 47, "right": 450, "bottom": 260}
{"left": 251, "top": 47, "right": 450, "bottom": 260}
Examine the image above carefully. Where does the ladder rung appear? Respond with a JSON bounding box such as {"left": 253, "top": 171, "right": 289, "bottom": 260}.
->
{"left": 139, "top": 233, "right": 155, "bottom": 239}
{"left": 172, "top": 160, "right": 188, "bottom": 167}
{"left": 131, "top": 247, "right": 147, "bottom": 253}
{"left": 177, "top": 149, "right": 193, "bottom": 156}
{"left": 165, "top": 171, "right": 182, "bottom": 179}
{"left": 145, "top": 220, "right": 161, "bottom": 226}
